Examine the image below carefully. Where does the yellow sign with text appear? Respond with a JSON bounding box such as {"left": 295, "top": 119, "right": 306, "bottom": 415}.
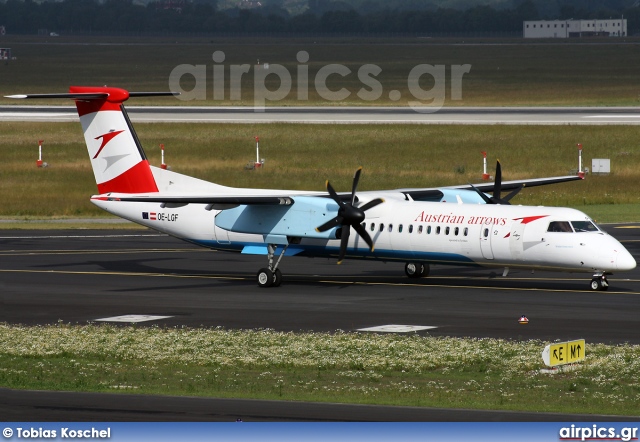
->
{"left": 542, "top": 339, "right": 586, "bottom": 367}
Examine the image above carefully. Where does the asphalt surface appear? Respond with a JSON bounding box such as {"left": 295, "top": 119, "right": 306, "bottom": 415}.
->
{"left": 1, "top": 226, "right": 639, "bottom": 341}
{"left": 1, "top": 388, "right": 636, "bottom": 422}
{"left": 1, "top": 226, "right": 639, "bottom": 421}
{"left": 1, "top": 105, "right": 640, "bottom": 124}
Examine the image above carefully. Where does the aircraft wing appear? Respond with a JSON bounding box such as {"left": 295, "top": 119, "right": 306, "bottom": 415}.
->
{"left": 398, "top": 175, "right": 582, "bottom": 201}
{"left": 98, "top": 193, "right": 298, "bottom": 207}
{"left": 101, "top": 174, "right": 581, "bottom": 207}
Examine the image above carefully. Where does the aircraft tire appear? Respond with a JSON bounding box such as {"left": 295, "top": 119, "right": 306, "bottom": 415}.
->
{"left": 257, "top": 268, "right": 274, "bottom": 288}
{"left": 273, "top": 269, "right": 282, "bottom": 287}
{"left": 405, "top": 262, "right": 424, "bottom": 279}
{"left": 590, "top": 278, "right": 609, "bottom": 291}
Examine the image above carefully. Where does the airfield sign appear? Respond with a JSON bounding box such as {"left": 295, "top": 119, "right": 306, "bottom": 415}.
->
{"left": 542, "top": 339, "right": 585, "bottom": 367}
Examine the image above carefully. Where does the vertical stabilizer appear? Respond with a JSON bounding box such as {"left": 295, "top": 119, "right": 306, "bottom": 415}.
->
{"left": 70, "top": 86, "right": 158, "bottom": 194}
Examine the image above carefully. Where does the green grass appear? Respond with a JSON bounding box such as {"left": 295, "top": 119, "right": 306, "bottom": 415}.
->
{"left": 2, "top": 36, "right": 640, "bottom": 106}
{"left": 1, "top": 324, "right": 639, "bottom": 416}
{"left": 1, "top": 121, "right": 639, "bottom": 220}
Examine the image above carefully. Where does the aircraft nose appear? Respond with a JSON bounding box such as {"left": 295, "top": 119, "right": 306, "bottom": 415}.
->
{"left": 617, "top": 248, "right": 637, "bottom": 271}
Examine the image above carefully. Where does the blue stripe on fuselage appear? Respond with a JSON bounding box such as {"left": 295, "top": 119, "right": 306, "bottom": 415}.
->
{"left": 188, "top": 239, "right": 477, "bottom": 265}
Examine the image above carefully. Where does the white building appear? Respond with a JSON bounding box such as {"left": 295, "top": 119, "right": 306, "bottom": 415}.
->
{"left": 523, "top": 19, "right": 627, "bottom": 38}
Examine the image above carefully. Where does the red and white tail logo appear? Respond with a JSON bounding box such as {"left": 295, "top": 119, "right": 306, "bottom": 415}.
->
{"left": 70, "top": 86, "right": 158, "bottom": 194}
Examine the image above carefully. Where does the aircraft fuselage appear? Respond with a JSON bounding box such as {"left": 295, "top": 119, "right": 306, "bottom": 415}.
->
{"left": 92, "top": 195, "right": 635, "bottom": 275}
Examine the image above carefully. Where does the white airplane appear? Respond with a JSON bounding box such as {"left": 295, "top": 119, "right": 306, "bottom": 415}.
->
{"left": 7, "top": 86, "right": 636, "bottom": 291}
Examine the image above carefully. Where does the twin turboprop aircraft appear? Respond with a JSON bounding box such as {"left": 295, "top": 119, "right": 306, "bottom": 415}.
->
{"left": 8, "top": 87, "right": 636, "bottom": 290}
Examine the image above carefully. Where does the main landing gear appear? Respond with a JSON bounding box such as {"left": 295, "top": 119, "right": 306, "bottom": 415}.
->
{"left": 590, "top": 273, "right": 609, "bottom": 291}
{"left": 405, "top": 262, "right": 430, "bottom": 279}
{"left": 257, "top": 243, "right": 288, "bottom": 288}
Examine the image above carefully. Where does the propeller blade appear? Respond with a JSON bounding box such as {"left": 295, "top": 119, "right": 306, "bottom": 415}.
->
{"left": 326, "top": 181, "right": 345, "bottom": 208}
{"left": 337, "top": 226, "right": 351, "bottom": 264}
{"left": 502, "top": 184, "right": 525, "bottom": 203}
{"left": 316, "top": 216, "right": 342, "bottom": 233}
{"left": 354, "top": 223, "right": 375, "bottom": 252}
{"left": 320, "top": 168, "right": 379, "bottom": 264}
{"left": 350, "top": 167, "right": 362, "bottom": 206}
{"left": 468, "top": 183, "right": 493, "bottom": 204}
{"left": 493, "top": 160, "right": 502, "bottom": 201}
{"left": 359, "top": 197, "right": 384, "bottom": 212}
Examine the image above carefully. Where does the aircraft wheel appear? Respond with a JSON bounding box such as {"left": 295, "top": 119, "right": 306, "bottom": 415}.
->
{"left": 405, "top": 262, "right": 424, "bottom": 279}
{"left": 590, "top": 278, "right": 608, "bottom": 291}
{"left": 257, "top": 268, "right": 274, "bottom": 288}
{"left": 272, "top": 269, "right": 283, "bottom": 287}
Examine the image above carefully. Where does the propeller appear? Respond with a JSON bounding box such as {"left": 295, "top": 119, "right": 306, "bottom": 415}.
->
{"left": 469, "top": 160, "right": 524, "bottom": 205}
{"left": 315, "top": 167, "right": 384, "bottom": 264}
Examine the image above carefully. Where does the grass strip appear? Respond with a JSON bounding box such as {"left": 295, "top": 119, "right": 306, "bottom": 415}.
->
{"left": 1, "top": 323, "right": 639, "bottom": 416}
{"left": 1, "top": 122, "right": 639, "bottom": 221}
{"left": 2, "top": 37, "right": 640, "bottom": 107}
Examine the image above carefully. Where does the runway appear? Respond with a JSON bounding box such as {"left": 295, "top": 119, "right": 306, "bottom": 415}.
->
{"left": 2, "top": 226, "right": 639, "bottom": 344}
{"left": 1, "top": 105, "right": 640, "bottom": 124}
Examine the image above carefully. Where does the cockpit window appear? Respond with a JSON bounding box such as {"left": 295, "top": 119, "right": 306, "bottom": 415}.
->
{"left": 571, "top": 220, "right": 599, "bottom": 232}
{"left": 547, "top": 221, "right": 573, "bottom": 232}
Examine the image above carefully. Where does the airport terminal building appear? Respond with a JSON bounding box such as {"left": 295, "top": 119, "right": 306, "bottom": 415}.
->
{"left": 523, "top": 19, "right": 627, "bottom": 38}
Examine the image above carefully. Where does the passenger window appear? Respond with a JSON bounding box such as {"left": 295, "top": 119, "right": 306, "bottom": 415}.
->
{"left": 427, "top": 226, "right": 431, "bottom": 234}
{"left": 379, "top": 223, "right": 384, "bottom": 232}
{"left": 463, "top": 227, "right": 468, "bottom": 236}
{"left": 418, "top": 225, "right": 423, "bottom": 234}
{"left": 398, "top": 224, "right": 403, "bottom": 233}
{"left": 547, "top": 221, "right": 573, "bottom": 233}
{"left": 370, "top": 222, "right": 375, "bottom": 232}
{"left": 408, "top": 225, "right": 413, "bottom": 233}
{"left": 483, "top": 228, "right": 489, "bottom": 238}
{"left": 388, "top": 224, "right": 393, "bottom": 232}
{"left": 436, "top": 226, "right": 441, "bottom": 235}
{"left": 454, "top": 227, "right": 459, "bottom": 236}
{"left": 445, "top": 226, "right": 450, "bottom": 235}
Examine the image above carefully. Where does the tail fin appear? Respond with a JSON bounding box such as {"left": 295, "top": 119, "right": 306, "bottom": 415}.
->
{"left": 6, "top": 86, "right": 176, "bottom": 194}
{"left": 70, "top": 86, "right": 158, "bottom": 194}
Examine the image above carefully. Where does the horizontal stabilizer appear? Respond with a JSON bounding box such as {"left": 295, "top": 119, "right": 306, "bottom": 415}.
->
{"left": 5, "top": 92, "right": 177, "bottom": 100}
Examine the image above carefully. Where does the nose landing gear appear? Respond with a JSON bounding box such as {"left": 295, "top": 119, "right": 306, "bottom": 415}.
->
{"left": 590, "top": 273, "right": 609, "bottom": 291}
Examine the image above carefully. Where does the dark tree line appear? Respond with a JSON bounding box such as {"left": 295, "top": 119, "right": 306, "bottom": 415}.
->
{"left": 0, "top": 0, "right": 638, "bottom": 36}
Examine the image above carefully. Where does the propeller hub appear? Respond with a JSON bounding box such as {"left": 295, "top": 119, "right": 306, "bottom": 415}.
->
{"left": 341, "top": 205, "right": 365, "bottom": 225}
